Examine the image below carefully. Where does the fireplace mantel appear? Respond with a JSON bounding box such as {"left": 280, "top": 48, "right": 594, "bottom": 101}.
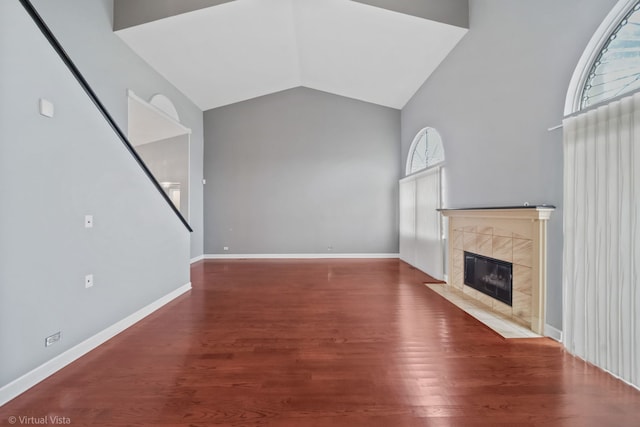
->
{"left": 439, "top": 206, "right": 555, "bottom": 220}
{"left": 439, "top": 206, "right": 555, "bottom": 334}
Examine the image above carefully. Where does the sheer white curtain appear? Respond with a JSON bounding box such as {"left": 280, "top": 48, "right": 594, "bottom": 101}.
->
{"left": 414, "top": 168, "right": 443, "bottom": 279}
{"left": 563, "top": 91, "right": 640, "bottom": 388}
{"left": 399, "top": 167, "right": 443, "bottom": 280}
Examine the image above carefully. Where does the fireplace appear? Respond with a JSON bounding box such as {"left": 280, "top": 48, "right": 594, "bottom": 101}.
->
{"left": 464, "top": 251, "right": 513, "bottom": 306}
{"left": 439, "top": 206, "right": 555, "bottom": 334}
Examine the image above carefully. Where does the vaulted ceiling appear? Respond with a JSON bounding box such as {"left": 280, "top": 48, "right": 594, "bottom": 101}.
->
{"left": 115, "top": 0, "right": 468, "bottom": 111}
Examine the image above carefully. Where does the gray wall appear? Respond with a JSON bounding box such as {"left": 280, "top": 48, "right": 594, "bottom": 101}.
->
{"left": 114, "top": 0, "right": 467, "bottom": 31}
{"left": 114, "top": 0, "right": 235, "bottom": 30}
{"left": 204, "top": 87, "right": 400, "bottom": 255}
{"left": 352, "top": 0, "right": 468, "bottom": 28}
{"left": 136, "top": 135, "right": 190, "bottom": 219}
{"left": 401, "top": 0, "right": 618, "bottom": 330}
{"left": 31, "top": 0, "right": 204, "bottom": 260}
{"left": 0, "top": 0, "right": 190, "bottom": 390}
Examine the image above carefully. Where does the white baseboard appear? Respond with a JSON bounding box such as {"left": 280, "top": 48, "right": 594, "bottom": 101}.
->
{"left": 0, "top": 282, "right": 192, "bottom": 407}
{"left": 544, "top": 324, "right": 563, "bottom": 342}
{"left": 568, "top": 350, "right": 640, "bottom": 391}
{"left": 604, "top": 368, "right": 640, "bottom": 391}
{"left": 203, "top": 253, "right": 400, "bottom": 259}
{"left": 190, "top": 254, "right": 205, "bottom": 264}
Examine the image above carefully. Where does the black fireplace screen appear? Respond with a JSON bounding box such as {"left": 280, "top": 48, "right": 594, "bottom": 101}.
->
{"left": 464, "top": 252, "right": 513, "bottom": 306}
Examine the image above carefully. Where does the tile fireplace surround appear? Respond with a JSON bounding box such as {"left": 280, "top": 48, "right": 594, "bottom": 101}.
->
{"left": 439, "top": 206, "right": 555, "bottom": 335}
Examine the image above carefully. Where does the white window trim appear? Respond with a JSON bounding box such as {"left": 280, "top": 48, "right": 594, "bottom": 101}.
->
{"left": 404, "top": 161, "right": 445, "bottom": 180}
{"left": 564, "top": 0, "right": 638, "bottom": 115}
{"left": 400, "top": 163, "right": 442, "bottom": 183}
{"left": 406, "top": 127, "right": 427, "bottom": 176}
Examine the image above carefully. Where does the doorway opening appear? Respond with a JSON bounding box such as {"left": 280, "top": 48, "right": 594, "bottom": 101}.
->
{"left": 127, "top": 90, "right": 191, "bottom": 221}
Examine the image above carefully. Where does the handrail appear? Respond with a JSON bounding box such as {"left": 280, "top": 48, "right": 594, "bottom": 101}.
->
{"left": 18, "top": 0, "right": 193, "bottom": 232}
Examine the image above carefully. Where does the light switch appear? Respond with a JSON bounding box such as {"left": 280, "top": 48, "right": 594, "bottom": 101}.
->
{"left": 39, "top": 98, "right": 54, "bottom": 118}
{"left": 84, "top": 215, "right": 93, "bottom": 228}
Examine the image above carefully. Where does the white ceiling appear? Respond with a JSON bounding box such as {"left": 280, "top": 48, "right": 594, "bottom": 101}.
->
{"left": 116, "top": 0, "right": 467, "bottom": 111}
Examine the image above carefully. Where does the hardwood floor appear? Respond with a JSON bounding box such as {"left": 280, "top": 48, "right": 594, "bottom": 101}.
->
{"left": 1, "top": 259, "right": 639, "bottom": 426}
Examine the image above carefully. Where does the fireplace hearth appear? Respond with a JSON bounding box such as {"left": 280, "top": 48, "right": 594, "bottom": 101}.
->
{"left": 464, "top": 251, "right": 512, "bottom": 306}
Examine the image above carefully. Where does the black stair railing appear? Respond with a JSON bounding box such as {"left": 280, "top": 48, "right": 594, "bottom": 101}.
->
{"left": 18, "top": 0, "right": 193, "bottom": 232}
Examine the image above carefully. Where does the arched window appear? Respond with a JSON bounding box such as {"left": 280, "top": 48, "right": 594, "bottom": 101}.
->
{"left": 406, "top": 127, "right": 444, "bottom": 176}
{"left": 566, "top": 0, "right": 640, "bottom": 113}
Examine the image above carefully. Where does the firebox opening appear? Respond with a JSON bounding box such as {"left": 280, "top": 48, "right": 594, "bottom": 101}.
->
{"left": 464, "top": 252, "right": 513, "bottom": 306}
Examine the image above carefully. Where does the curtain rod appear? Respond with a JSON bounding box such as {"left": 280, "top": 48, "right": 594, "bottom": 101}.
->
{"left": 549, "top": 87, "right": 640, "bottom": 132}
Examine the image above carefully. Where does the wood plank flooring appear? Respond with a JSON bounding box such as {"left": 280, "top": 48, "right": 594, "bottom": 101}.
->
{"left": 1, "top": 259, "right": 639, "bottom": 426}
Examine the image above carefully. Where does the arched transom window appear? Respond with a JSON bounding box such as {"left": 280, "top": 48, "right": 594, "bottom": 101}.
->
{"left": 582, "top": 1, "right": 640, "bottom": 109}
{"left": 568, "top": 0, "right": 640, "bottom": 113}
{"left": 406, "top": 127, "right": 444, "bottom": 175}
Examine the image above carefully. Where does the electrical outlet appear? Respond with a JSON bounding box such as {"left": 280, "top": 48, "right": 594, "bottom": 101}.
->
{"left": 223, "top": 246, "right": 229, "bottom": 251}
{"left": 45, "top": 331, "right": 61, "bottom": 347}
{"left": 85, "top": 274, "right": 94, "bottom": 288}
{"left": 84, "top": 215, "right": 93, "bottom": 228}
